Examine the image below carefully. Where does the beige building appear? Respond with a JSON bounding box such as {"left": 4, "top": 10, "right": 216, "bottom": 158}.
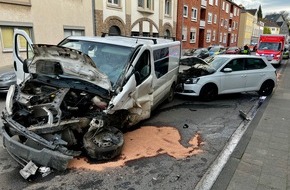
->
{"left": 238, "top": 10, "right": 255, "bottom": 47}
{"left": 94, "top": 0, "right": 178, "bottom": 38}
{"left": 0, "top": 0, "right": 94, "bottom": 68}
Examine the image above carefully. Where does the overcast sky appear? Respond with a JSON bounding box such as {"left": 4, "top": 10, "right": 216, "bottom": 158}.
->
{"left": 232, "top": 0, "right": 290, "bottom": 16}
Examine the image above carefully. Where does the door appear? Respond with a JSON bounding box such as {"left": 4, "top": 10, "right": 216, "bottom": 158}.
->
{"left": 13, "top": 29, "right": 33, "bottom": 84}
{"left": 219, "top": 58, "right": 247, "bottom": 94}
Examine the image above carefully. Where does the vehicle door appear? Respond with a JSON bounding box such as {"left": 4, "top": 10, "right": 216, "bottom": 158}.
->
{"left": 13, "top": 29, "right": 34, "bottom": 84}
{"left": 244, "top": 58, "right": 268, "bottom": 91}
{"left": 219, "top": 58, "right": 247, "bottom": 94}
{"left": 108, "top": 46, "right": 153, "bottom": 126}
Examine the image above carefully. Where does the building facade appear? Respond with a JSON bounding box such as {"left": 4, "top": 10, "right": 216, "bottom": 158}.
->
{"left": 94, "top": 0, "right": 178, "bottom": 39}
{"left": 0, "top": 0, "right": 94, "bottom": 67}
{"left": 176, "top": 0, "right": 241, "bottom": 51}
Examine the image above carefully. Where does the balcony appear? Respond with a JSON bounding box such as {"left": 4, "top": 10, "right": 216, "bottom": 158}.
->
{"left": 200, "top": 20, "right": 205, "bottom": 28}
{"left": 201, "top": 0, "right": 207, "bottom": 8}
{"left": 230, "top": 13, "right": 233, "bottom": 18}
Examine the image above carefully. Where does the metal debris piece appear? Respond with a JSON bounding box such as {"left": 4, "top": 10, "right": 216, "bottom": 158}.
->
{"left": 39, "top": 166, "right": 52, "bottom": 177}
{"left": 239, "top": 110, "right": 251, "bottom": 121}
{"left": 19, "top": 161, "right": 38, "bottom": 179}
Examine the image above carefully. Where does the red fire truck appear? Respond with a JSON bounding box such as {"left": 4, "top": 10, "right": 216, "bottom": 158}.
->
{"left": 256, "top": 34, "right": 286, "bottom": 66}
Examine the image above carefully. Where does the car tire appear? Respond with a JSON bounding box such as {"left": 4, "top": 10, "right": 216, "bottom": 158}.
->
{"left": 199, "top": 84, "right": 218, "bottom": 101}
{"left": 83, "top": 126, "right": 124, "bottom": 161}
{"left": 258, "top": 80, "right": 274, "bottom": 96}
{"left": 167, "top": 84, "right": 175, "bottom": 103}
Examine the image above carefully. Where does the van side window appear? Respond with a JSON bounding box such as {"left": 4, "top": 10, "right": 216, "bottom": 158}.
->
{"left": 153, "top": 47, "right": 169, "bottom": 78}
{"left": 134, "top": 50, "right": 151, "bottom": 85}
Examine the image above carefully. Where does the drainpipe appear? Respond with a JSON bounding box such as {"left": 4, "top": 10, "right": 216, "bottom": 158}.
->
{"left": 92, "top": 0, "right": 96, "bottom": 36}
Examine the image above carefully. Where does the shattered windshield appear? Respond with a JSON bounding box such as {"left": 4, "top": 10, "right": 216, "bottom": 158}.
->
{"left": 59, "top": 39, "right": 134, "bottom": 84}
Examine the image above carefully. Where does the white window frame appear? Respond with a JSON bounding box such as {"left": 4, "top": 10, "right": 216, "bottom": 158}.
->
{"left": 138, "top": 0, "right": 154, "bottom": 11}
{"left": 190, "top": 28, "right": 197, "bottom": 43}
{"left": 191, "top": 7, "right": 198, "bottom": 21}
{"left": 234, "top": 34, "right": 237, "bottom": 42}
{"left": 222, "top": 1, "right": 225, "bottom": 10}
{"left": 208, "top": 12, "right": 213, "bottom": 24}
{"left": 212, "top": 30, "right": 216, "bottom": 41}
{"left": 234, "top": 7, "right": 237, "bottom": 16}
{"left": 223, "top": 33, "right": 227, "bottom": 44}
{"left": 206, "top": 30, "right": 211, "bottom": 43}
{"left": 221, "top": 18, "right": 224, "bottom": 26}
{"left": 219, "top": 32, "right": 223, "bottom": 43}
{"left": 231, "top": 35, "right": 234, "bottom": 43}
{"left": 209, "top": 0, "right": 213, "bottom": 5}
{"left": 108, "top": 0, "right": 120, "bottom": 6}
{"left": 224, "top": 19, "right": 228, "bottom": 28}
{"left": 183, "top": 5, "right": 188, "bottom": 17}
{"left": 226, "top": 3, "right": 229, "bottom": 13}
{"left": 182, "top": 27, "right": 187, "bottom": 41}
{"left": 232, "top": 21, "right": 235, "bottom": 30}
{"left": 214, "top": 14, "right": 217, "bottom": 24}
{"left": 215, "top": 0, "right": 218, "bottom": 6}
{"left": 165, "top": 0, "right": 171, "bottom": 16}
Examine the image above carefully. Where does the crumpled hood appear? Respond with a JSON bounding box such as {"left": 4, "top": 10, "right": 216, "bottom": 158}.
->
{"left": 29, "top": 44, "right": 112, "bottom": 90}
{"left": 179, "top": 57, "right": 215, "bottom": 83}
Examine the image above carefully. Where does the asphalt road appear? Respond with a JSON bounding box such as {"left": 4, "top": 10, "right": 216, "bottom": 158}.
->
{"left": 0, "top": 59, "right": 286, "bottom": 190}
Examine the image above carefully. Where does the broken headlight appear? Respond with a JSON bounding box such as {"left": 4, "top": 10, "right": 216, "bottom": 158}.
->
{"left": 185, "top": 78, "right": 200, "bottom": 84}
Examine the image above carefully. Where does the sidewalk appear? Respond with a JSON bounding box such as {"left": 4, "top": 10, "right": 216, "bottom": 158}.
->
{"left": 212, "top": 59, "right": 290, "bottom": 190}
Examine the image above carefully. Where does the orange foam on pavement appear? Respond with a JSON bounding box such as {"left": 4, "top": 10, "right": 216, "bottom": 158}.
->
{"left": 68, "top": 126, "right": 203, "bottom": 171}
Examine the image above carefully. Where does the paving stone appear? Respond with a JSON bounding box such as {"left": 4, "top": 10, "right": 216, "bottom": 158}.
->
{"left": 259, "top": 173, "right": 287, "bottom": 190}
{"left": 236, "top": 161, "right": 262, "bottom": 177}
{"left": 226, "top": 170, "right": 258, "bottom": 190}
{"left": 261, "top": 165, "right": 287, "bottom": 178}
{"left": 241, "top": 152, "right": 264, "bottom": 167}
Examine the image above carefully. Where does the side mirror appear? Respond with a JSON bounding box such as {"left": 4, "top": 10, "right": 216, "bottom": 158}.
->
{"left": 223, "top": 68, "right": 232, "bottom": 73}
{"left": 23, "top": 59, "right": 29, "bottom": 73}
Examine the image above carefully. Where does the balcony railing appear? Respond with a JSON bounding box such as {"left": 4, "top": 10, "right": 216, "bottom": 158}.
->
{"left": 200, "top": 20, "right": 205, "bottom": 28}
{"left": 201, "top": 0, "right": 207, "bottom": 8}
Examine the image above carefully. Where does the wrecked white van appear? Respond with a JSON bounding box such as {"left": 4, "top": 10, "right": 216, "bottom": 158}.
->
{"left": 1, "top": 30, "right": 181, "bottom": 172}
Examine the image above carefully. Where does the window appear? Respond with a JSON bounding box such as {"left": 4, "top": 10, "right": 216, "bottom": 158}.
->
{"left": 223, "top": 33, "right": 227, "bottom": 43}
{"left": 222, "top": 1, "right": 225, "bottom": 10}
{"left": 206, "top": 30, "right": 211, "bottom": 42}
{"left": 108, "top": 0, "right": 120, "bottom": 6}
{"left": 221, "top": 18, "right": 224, "bottom": 26}
{"left": 182, "top": 27, "right": 187, "bottom": 41}
{"left": 190, "top": 28, "right": 196, "bottom": 43}
{"left": 236, "top": 22, "right": 238, "bottom": 29}
{"left": 215, "top": 0, "right": 218, "bottom": 6}
{"left": 245, "top": 58, "right": 267, "bottom": 70}
{"left": 224, "top": 19, "right": 228, "bottom": 28}
{"left": 191, "top": 8, "right": 198, "bottom": 21}
{"left": 165, "top": 0, "right": 171, "bottom": 16}
{"left": 232, "top": 21, "right": 235, "bottom": 30}
{"left": 234, "top": 34, "right": 237, "bottom": 42}
{"left": 237, "top": 9, "right": 239, "bottom": 15}
{"left": 64, "top": 29, "right": 84, "bottom": 38}
{"left": 214, "top": 14, "right": 217, "bottom": 24}
{"left": 138, "top": 0, "right": 154, "bottom": 11}
{"left": 224, "top": 59, "right": 244, "bottom": 71}
{"left": 234, "top": 7, "right": 237, "bottom": 16}
{"left": 219, "top": 32, "right": 223, "bottom": 42}
{"left": 209, "top": 0, "right": 213, "bottom": 5}
{"left": 183, "top": 5, "right": 188, "bottom": 17}
{"left": 208, "top": 13, "right": 212, "bottom": 24}
{"left": 226, "top": 3, "right": 229, "bottom": 13}
{"left": 135, "top": 50, "right": 151, "bottom": 84}
{"left": 0, "top": 26, "right": 32, "bottom": 51}
{"left": 212, "top": 30, "right": 216, "bottom": 41}
{"left": 231, "top": 35, "right": 234, "bottom": 43}
{"left": 153, "top": 48, "right": 169, "bottom": 79}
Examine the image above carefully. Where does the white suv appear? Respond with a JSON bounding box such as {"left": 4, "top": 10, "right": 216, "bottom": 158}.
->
{"left": 177, "top": 55, "right": 277, "bottom": 101}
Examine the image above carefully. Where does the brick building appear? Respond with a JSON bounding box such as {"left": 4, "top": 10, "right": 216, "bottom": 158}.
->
{"left": 176, "top": 0, "right": 242, "bottom": 51}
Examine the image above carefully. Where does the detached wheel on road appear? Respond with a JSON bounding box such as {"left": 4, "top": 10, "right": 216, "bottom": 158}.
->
{"left": 199, "top": 84, "right": 218, "bottom": 101}
{"left": 83, "top": 126, "right": 124, "bottom": 160}
{"left": 258, "top": 80, "right": 274, "bottom": 96}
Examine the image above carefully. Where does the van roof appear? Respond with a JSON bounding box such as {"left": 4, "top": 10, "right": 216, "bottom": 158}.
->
{"left": 66, "top": 35, "right": 176, "bottom": 48}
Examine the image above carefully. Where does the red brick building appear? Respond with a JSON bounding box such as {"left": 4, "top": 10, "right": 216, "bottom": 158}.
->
{"left": 176, "top": 0, "right": 242, "bottom": 51}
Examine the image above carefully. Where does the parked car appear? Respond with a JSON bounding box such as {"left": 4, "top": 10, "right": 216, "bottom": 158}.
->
{"left": 225, "top": 47, "right": 241, "bottom": 54}
{"left": 283, "top": 44, "right": 289, "bottom": 59}
{"left": 176, "top": 55, "right": 277, "bottom": 101}
{"left": 2, "top": 29, "right": 181, "bottom": 174}
{"left": 183, "top": 48, "right": 209, "bottom": 59}
{"left": 208, "top": 45, "right": 225, "bottom": 56}
{"left": 0, "top": 69, "right": 16, "bottom": 93}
